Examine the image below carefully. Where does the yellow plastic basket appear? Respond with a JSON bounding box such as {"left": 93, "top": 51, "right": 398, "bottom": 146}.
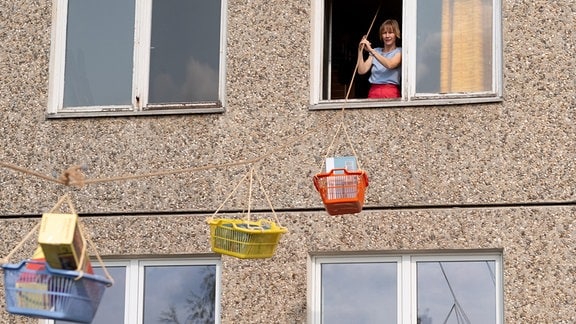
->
{"left": 208, "top": 218, "right": 287, "bottom": 259}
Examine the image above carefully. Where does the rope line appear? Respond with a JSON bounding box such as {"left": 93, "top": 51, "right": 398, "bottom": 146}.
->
{"left": 0, "top": 114, "right": 331, "bottom": 188}
{"left": 0, "top": 162, "right": 66, "bottom": 185}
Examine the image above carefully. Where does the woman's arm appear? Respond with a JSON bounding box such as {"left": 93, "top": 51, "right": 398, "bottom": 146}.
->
{"left": 369, "top": 49, "right": 402, "bottom": 69}
{"left": 357, "top": 37, "right": 373, "bottom": 75}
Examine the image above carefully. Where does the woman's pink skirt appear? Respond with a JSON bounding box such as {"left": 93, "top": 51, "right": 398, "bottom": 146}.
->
{"left": 368, "top": 84, "right": 400, "bottom": 98}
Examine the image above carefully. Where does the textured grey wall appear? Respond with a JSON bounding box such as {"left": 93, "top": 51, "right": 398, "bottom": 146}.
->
{"left": 0, "top": 0, "right": 575, "bottom": 323}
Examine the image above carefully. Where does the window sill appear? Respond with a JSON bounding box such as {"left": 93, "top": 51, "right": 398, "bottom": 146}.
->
{"left": 45, "top": 106, "right": 225, "bottom": 119}
{"left": 309, "top": 96, "right": 503, "bottom": 110}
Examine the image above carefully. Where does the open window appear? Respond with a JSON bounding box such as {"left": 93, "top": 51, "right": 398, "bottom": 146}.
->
{"left": 311, "top": 0, "right": 503, "bottom": 109}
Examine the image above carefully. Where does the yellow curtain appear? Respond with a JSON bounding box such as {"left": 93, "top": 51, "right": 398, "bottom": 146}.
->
{"left": 440, "top": 0, "right": 486, "bottom": 93}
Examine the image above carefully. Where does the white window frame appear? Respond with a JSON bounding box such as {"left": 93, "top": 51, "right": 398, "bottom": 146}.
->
{"left": 310, "top": 0, "right": 503, "bottom": 110}
{"left": 41, "top": 257, "right": 222, "bottom": 324}
{"left": 47, "top": 0, "right": 228, "bottom": 118}
{"left": 308, "top": 251, "right": 504, "bottom": 324}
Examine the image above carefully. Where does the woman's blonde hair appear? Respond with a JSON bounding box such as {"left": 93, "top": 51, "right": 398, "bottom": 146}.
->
{"left": 379, "top": 19, "right": 401, "bottom": 41}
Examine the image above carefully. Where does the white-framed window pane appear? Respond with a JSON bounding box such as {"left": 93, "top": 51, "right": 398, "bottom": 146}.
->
{"left": 148, "top": 0, "right": 221, "bottom": 104}
{"left": 415, "top": 0, "right": 494, "bottom": 95}
{"left": 321, "top": 262, "right": 397, "bottom": 323}
{"left": 48, "top": 258, "right": 221, "bottom": 324}
{"left": 143, "top": 264, "right": 217, "bottom": 324}
{"left": 311, "top": 253, "right": 502, "bottom": 324}
{"left": 416, "top": 261, "right": 497, "bottom": 324}
{"left": 49, "top": 0, "right": 226, "bottom": 116}
{"left": 63, "top": 0, "right": 135, "bottom": 108}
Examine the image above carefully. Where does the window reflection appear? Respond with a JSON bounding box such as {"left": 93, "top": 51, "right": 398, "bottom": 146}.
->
{"left": 149, "top": 0, "right": 221, "bottom": 103}
{"left": 144, "top": 265, "right": 216, "bottom": 324}
{"left": 321, "top": 262, "right": 397, "bottom": 323}
{"left": 416, "top": 0, "right": 493, "bottom": 93}
{"left": 417, "top": 261, "right": 497, "bottom": 324}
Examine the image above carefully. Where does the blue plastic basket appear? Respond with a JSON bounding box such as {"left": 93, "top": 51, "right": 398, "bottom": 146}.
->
{"left": 1, "top": 260, "right": 112, "bottom": 323}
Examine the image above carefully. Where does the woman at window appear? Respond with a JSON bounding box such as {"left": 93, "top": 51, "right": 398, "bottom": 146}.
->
{"left": 357, "top": 19, "right": 402, "bottom": 98}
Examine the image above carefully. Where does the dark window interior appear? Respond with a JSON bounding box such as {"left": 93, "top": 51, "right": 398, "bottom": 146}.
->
{"left": 323, "top": 0, "right": 402, "bottom": 100}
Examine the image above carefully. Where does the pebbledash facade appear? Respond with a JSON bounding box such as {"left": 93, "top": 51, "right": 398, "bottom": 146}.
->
{"left": 0, "top": 0, "right": 574, "bottom": 323}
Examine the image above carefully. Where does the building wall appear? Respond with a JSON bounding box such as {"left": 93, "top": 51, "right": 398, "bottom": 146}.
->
{"left": 0, "top": 0, "right": 574, "bottom": 323}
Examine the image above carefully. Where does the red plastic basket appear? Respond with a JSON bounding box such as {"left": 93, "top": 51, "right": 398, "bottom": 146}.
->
{"left": 313, "top": 168, "right": 369, "bottom": 215}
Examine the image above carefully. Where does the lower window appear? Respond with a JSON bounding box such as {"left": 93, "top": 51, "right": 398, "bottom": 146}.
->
{"left": 310, "top": 252, "right": 503, "bottom": 324}
{"left": 45, "top": 257, "right": 221, "bottom": 324}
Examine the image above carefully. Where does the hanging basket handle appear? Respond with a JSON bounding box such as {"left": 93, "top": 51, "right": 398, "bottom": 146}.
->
{"left": 206, "top": 164, "right": 284, "bottom": 228}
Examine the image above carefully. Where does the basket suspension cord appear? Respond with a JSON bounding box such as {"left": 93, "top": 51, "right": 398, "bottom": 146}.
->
{"left": 0, "top": 223, "right": 40, "bottom": 265}
{"left": 77, "top": 220, "right": 114, "bottom": 285}
{"left": 246, "top": 166, "right": 254, "bottom": 221}
{"left": 207, "top": 166, "right": 253, "bottom": 221}
{"left": 205, "top": 164, "right": 283, "bottom": 227}
{"left": 320, "top": 4, "right": 381, "bottom": 173}
{"left": 253, "top": 167, "right": 282, "bottom": 227}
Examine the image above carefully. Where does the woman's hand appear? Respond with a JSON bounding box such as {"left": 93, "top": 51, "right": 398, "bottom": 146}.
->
{"left": 358, "top": 36, "right": 373, "bottom": 52}
{"left": 357, "top": 35, "right": 373, "bottom": 75}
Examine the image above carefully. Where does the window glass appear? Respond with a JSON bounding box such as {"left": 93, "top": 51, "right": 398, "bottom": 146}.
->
{"left": 321, "top": 262, "right": 397, "bottom": 323}
{"left": 311, "top": 254, "right": 502, "bottom": 324}
{"left": 416, "top": 261, "right": 497, "bottom": 324}
{"left": 56, "top": 266, "right": 127, "bottom": 324}
{"left": 64, "top": 0, "right": 135, "bottom": 107}
{"left": 415, "top": 0, "right": 494, "bottom": 94}
{"left": 92, "top": 266, "right": 127, "bottom": 323}
{"left": 143, "top": 265, "right": 216, "bottom": 324}
{"left": 149, "top": 0, "right": 221, "bottom": 104}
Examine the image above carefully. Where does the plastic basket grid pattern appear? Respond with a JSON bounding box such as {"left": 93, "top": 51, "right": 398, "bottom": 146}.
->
{"left": 208, "top": 219, "right": 287, "bottom": 259}
{"left": 2, "top": 260, "right": 111, "bottom": 323}
{"left": 313, "top": 169, "right": 369, "bottom": 215}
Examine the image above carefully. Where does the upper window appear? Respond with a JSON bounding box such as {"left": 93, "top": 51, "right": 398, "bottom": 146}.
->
{"left": 48, "top": 0, "right": 227, "bottom": 117}
{"left": 309, "top": 252, "right": 503, "bottom": 324}
{"left": 310, "top": 0, "right": 503, "bottom": 109}
{"left": 45, "top": 257, "right": 221, "bottom": 324}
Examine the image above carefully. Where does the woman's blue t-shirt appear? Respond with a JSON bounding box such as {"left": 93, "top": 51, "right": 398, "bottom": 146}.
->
{"left": 368, "top": 47, "right": 401, "bottom": 85}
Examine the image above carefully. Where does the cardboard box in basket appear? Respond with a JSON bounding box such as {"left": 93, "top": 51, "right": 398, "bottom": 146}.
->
{"left": 38, "top": 213, "right": 93, "bottom": 273}
{"left": 15, "top": 246, "right": 50, "bottom": 309}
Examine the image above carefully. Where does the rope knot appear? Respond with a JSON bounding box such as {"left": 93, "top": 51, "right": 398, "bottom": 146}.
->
{"left": 59, "top": 165, "right": 86, "bottom": 187}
